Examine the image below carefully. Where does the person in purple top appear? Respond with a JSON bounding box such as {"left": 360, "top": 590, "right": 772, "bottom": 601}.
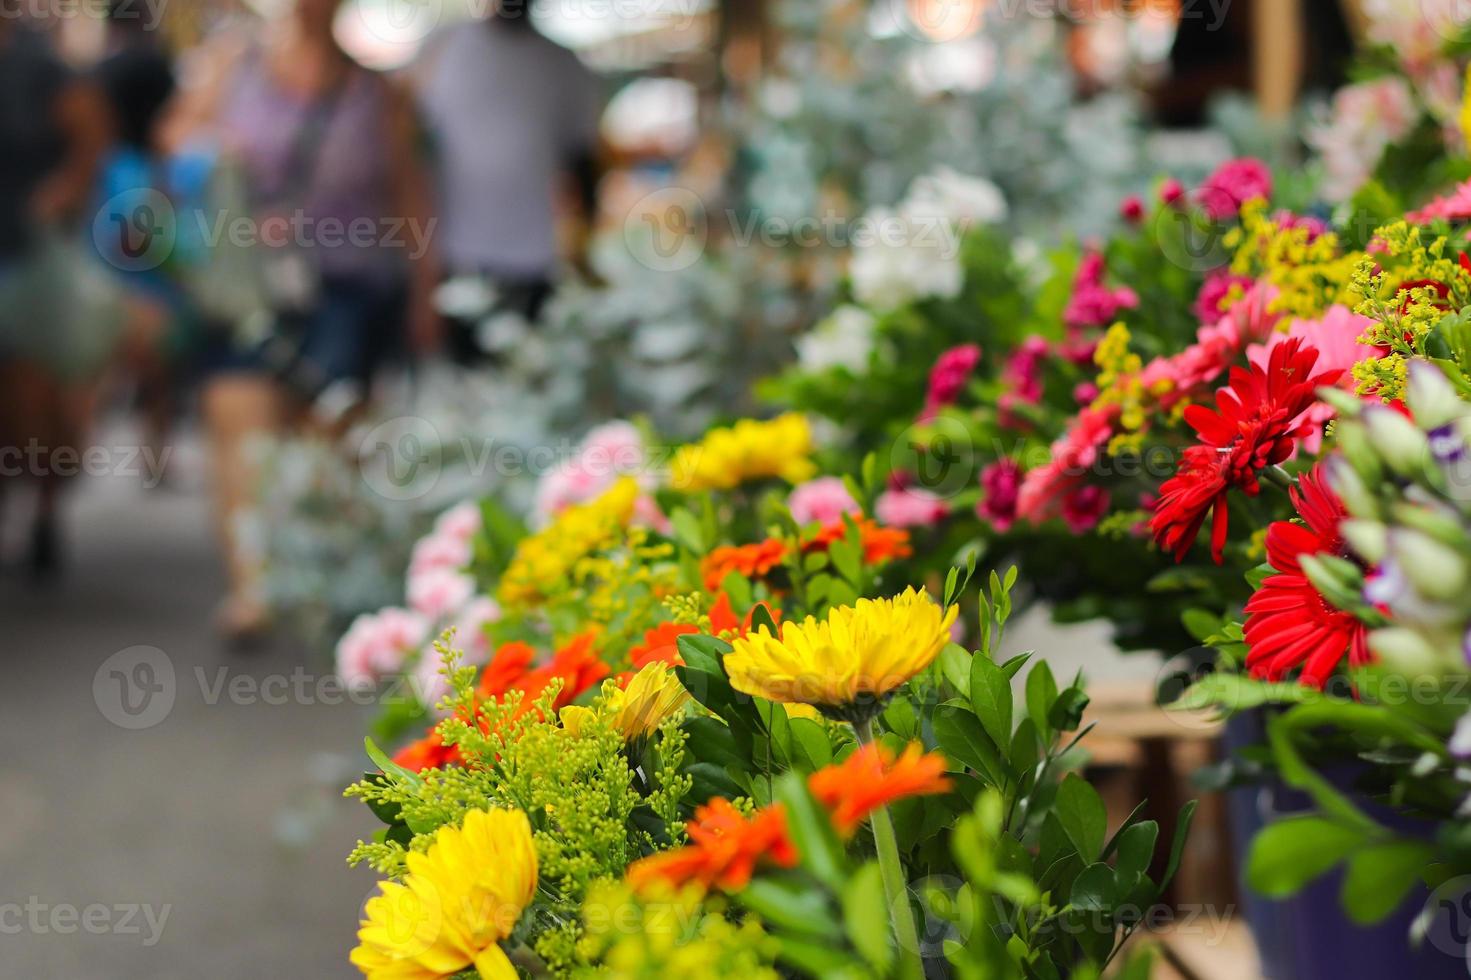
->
{"left": 161, "top": 0, "right": 436, "bottom": 640}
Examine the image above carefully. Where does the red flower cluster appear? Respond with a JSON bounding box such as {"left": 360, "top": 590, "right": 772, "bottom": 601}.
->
{"left": 1244, "top": 465, "right": 1370, "bottom": 688}
{"left": 1150, "top": 338, "right": 1340, "bottom": 564}
{"left": 626, "top": 798, "right": 798, "bottom": 894}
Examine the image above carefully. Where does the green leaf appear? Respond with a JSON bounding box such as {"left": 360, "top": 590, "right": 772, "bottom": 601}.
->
{"left": 1246, "top": 816, "right": 1367, "bottom": 898}
{"left": 933, "top": 703, "right": 1006, "bottom": 786}
{"left": 969, "top": 654, "right": 1014, "bottom": 749}
{"left": 789, "top": 718, "right": 834, "bottom": 773}
{"left": 364, "top": 737, "right": 422, "bottom": 787}
{"left": 1161, "top": 800, "right": 1198, "bottom": 893}
{"left": 1055, "top": 774, "right": 1107, "bottom": 862}
{"left": 1181, "top": 608, "right": 1222, "bottom": 644}
{"left": 842, "top": 862, "right": 894, "bottom": 972}
{"left": 750, "top": 602, "right": 780, "bottom": 638}
{"left": 1071, "top": 863, "right": 1118, "bottom": 913}
{"left": 939, "top": 643, "right": 972, "bottom": 695}
{"left": 741, "top": 877, "right": 839, "bottom": 937}
{"left": 1170, "top": 673, "right": 1313, "bottom": 713}
{"left": 670, "top": 508, "right": 706, "bottom": 554}
{"left": 773, "top": 773, "right": 846, "bottom": 889}
{"left": 1025, "top": 662, "right": 1058, "bottom": 740}
{"left": 1049, "top": 687, "right": 1090, "bottom": 733}
{"left": 1114, "top": 821, "right": 1160, "bottom": 887}
{"left": 676, "top": 633, "right": 733, "bottom": 677}
{"left": 1341, "top": 839, "right": 1434, "bottom": 925}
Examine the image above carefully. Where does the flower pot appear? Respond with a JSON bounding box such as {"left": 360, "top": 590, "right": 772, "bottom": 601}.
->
{"left": 1222, "top": 711, "right": 1468, "bottom": 979}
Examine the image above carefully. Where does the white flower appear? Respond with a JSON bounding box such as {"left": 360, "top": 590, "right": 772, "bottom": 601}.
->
{"left": 849, "top": 204, "right": 964, "bottom": 311}
{"left": 907, "top": 167, "right": 1008, "bottom": 226}
{"left": 795, "top": 305, "right": 877, "bottom": 374}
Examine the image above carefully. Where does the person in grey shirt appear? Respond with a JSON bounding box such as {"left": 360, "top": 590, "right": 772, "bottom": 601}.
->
{"left": 413, "top": 2, "right": 603, "bottom": 361}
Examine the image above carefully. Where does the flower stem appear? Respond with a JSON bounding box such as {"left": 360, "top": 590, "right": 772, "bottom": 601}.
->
{"left": 1262, "top": 465, "right": 1296, "bottom": 492}
{"left": 854, "top": 715, "right": 925, "bottom": 980}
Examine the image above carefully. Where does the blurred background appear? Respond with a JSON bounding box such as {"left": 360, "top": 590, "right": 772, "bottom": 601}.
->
{"left": 0, "top": 0, "right": 1367, "bottom": 976}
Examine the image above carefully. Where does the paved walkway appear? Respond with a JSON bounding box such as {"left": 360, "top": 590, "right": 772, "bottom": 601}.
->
{"left": 1, "top": 442, "right": 375, "bottom": 978}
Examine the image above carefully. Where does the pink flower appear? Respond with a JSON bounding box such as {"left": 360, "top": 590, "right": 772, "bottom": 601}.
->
{"left": 335, "top": 607, "right": 431, "bottom": 688}
{"left": 1142, "top": 282, "right": 1283, "bottom": 403}
{"left": 534, "top": 420, "right": 649, "bottom": 522}
{"left": 1003, "top": 337, "right": 1049, "bottom": 405}
{"left": 1016, "top": 405, "right": 1118, "bottom": 524}
{"left": 788, "top": 477, "right": 862, "bottom": 526}
{"left": 875, "top": 485, "right": 948, "bottom": 528}
{"left": 1120, "top": 195, "right": 1145, "bottom": 224}
{"left": 1194, "top": 270, "right": 1256, "bottom": 326}
{"left": 433, "top": 502, "right": 482, "bottom": 544}
{"left": 450, "top": 597, "right": 501, "bottom": 665}
{"left": 1246, "top": 304, "right": 1382, "bottom": 454}
{"left": 1062, "top": 485, "right": 1110, "bottom": 533}
{"left": 578, "top": 421, "right": 647, "bottom": 479}
{"left": 1064, "top": 252, "right": 1138, "bottom": 330}
{"left": 922, "top": 344, "right": 982, "bottom": 419}
{"left": 1160, "top": 178, "right": 1185, "bottom": 207}
{"left": 978, "top": 460, "right": 1023, "bottom": 532}
{"left": 633, "top": 494, "right": 672, "bottom": 536}
{"left": 1407, "top": 179, "right": 1471, "bottom": 225}
{"left": 407, "top": 567, "right": 476, "bottom": 621}
{"left": 409, "top": 531, "right": 471, "bottom": 580}
{"left": 1198, "top": 158, "right": 1272, "bottom": 221}
{"left": 1073, "top": 382, "right": 1099, "bottom": 406}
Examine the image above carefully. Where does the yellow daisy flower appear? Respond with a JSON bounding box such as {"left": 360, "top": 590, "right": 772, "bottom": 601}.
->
{"left": 351, "top": 807, "right": 537, "bottom": 980}
{"left": 610, "top": 662, "right": 692, "bottom": 740}
{"left": 669, "top": 414, "right": 816, "bottom": 492}
{"left": 724, "top": 588, "right": 957, "bottom": 718}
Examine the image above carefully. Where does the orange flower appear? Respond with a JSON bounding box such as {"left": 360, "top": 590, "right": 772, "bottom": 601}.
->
{"left": 701, "top": 539, "right": 789, "bottom": 591}
{"left": 620, "top": 595, "right": 782, "bottom": 684}
{"left": 808, "top": 742, "right": 952, "bottom": 835}
{"left": 802, "top": 517, "right": 913, "bottom": 566}
{"left": 392, "top": 726, "right": 463, "bottom": 772}
{"left": 628, "top": 621, "right": 696, "bottom": 672}
{"left": 477, "top": 631, "right": 610, "bottom": 716}
{"left": 626, "top": 798, "right": 799, "bottom": 894}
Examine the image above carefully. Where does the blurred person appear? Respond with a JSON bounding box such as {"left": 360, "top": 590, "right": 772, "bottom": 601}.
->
{"left": 0, "top": 9, "right": 144, "bottom": 579}
{"left": 411, "top": 0, "right": 603, "bottom": 362}
{"left": 94, "top": 0, "right": 180, "bottom": 463}
{"left": 159, "top": 0, "right": 435, "bottom": 640}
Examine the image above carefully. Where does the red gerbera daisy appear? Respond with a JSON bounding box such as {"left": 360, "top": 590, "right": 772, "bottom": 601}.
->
{"left": 1150, "top": 338, "right": 1340, "bottom": 564}
{"left": 1243, "top": 464, "right": 1371, "bottom": 688}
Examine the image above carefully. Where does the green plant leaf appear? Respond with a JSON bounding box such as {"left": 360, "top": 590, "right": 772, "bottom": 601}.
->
{"left": 773, "top": 772, "right": 846, "bottom": 889}
{"left": 1246, "top": 816, "right": 1367, "bottom": 898}
{"left": 1055, "top": 774, "right": 1107, "bottom": 862}
{"left": 933, "top": 703, "right": 1006, "bottom": 787}
{"left": 1071, "top": 863, "right": 1118, "bottom": 913}
{"left": 1025, "top": 661, "right": 1058, "bottom": 741}
{"left": 842, "top": 862, "right": 894, "bottom": 973}
{"left": 1341, "top": 839, "right": 1434, "bottom": 925}
{"left": 970, "top": 654, "right": 1014, "bottom": 749}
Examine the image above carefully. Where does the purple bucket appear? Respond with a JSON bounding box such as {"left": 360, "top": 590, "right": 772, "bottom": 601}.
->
{"left": 1222, "top": 712, "right": 1468, "bottom": 979}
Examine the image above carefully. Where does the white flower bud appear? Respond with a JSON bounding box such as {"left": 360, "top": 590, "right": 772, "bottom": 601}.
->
{"left": 1407, "top": 361, "right": 1467, "bottom": 431}
{"left": 1340, "top": 519, "right": 1387, "bottom": 565}
{"left": 1390, "top": 529, "right": 1470, "bottom": 602}
{"left": 1364, "top": 406, "right": 1430, "bottom": 476}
